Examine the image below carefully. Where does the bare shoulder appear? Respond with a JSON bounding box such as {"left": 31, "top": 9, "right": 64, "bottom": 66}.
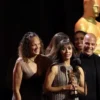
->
{"left": 77, "top": 66, "right": 84, "bottom": 75}
{"left": 13, "top": 57, "right": 23, "bottom": 72}
{"left": 50, "top": 65, "right": 59, "bottom": 75}
{"left": 78, "top": 66, "right": 83, "bottom": 71}
{"left": 16, "top": 57, "right": 23, "bottom": 63}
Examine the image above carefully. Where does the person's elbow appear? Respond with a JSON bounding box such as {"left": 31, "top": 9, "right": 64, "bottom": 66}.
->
{"left": 12, "top": 84, "right": 20, "bottom": 94}
{"left": 45, "top": 84, "right": 52, "bottom": 92}
{"left": 13, "top": 87, "right": 19, "bottom": 94}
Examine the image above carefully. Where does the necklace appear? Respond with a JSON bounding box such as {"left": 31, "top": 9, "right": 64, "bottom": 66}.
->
{"left": 29, "top": 59, "right": 34, "bottom": 62}
{"left": 28, "top": 57, "right": 36, "bottom": 62}
{"left": 28, "top": 55, "right": 38, "bottom": 62}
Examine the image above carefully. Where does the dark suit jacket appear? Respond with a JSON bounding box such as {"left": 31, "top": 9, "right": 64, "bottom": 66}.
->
{"left": 79, "top": 53, "right": 100, "bottom": 100}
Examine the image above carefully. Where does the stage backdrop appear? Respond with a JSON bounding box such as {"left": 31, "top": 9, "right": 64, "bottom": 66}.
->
{"left": 2, "top": 0, "right": 100, "bottom": 99}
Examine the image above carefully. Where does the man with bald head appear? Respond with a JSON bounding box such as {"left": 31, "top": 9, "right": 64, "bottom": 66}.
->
{"left": 75, "top": 0, "right": 100, "bottom": 56}
{"left": 79, "top": 33, "right": 100, "bottom": 100}
{"left": 83, "top": 33, "right": 97, "bottom": 56}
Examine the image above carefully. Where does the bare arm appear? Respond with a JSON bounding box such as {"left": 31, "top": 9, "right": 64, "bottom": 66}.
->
{"left": 44, "top": 65, "right": 74, "bottom": 92}
{"left": 75, "top": 66, "right": 87, "bottom": 95}
{"left": 12, "top": 60, "right": 23, "bottom": 100}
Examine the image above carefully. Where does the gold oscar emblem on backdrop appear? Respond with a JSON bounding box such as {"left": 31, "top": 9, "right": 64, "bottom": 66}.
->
{"left": 74, "top": 0, "right": 100, "bottom": 56}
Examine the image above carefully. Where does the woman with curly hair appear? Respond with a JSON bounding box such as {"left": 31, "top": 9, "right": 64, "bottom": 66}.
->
{"left": 12, "top": 32, "right": 51, "bottom": 100}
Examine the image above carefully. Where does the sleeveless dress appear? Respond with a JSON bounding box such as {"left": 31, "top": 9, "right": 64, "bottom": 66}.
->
{"left": 46, "top": 63, "right": 79, "bottom": 100}
{"left": 12, "top": 56, "right": 47, "bottom": 100}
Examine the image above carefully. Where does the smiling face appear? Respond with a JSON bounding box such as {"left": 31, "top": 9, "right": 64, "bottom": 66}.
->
{"left": 60, "top": 43, "right": 73, "bottom": 61}
{"left": 83, "top": 34, "right": 97, "bottom": 56}
{"left": 74, "top": 32, "right": 85, "bottom": 52}
{"left": 29, "top": 36, "right": 41, "bottom": 56}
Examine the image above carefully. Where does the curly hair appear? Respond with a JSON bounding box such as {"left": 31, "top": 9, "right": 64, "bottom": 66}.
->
{"left": 18, "top": 32, "right": 44, "bottom": 61}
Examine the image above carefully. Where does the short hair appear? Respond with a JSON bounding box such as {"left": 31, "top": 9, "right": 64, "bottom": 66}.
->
{"left": 74, "top": 31, "right": 87, "bottom": 36}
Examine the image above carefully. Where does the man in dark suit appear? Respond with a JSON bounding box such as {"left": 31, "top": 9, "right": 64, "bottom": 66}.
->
{"left": 79, "top": 33, "right": 100, "bottom": 100}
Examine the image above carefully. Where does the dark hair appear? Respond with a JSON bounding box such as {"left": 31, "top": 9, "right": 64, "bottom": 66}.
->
{"left": 45, "top": 32, "right": 70, "bottom": 56}
{"left": 74, "top": 31, "right": 86, "bottom": 36}
{"left": 74, "top": 31, "right": 86, "bottom": 52}
{"left": 18, "top": 32, "right": 44, "bottom": 61}
{"left": 51, "top": 39, "right": 75, "bottom": 64}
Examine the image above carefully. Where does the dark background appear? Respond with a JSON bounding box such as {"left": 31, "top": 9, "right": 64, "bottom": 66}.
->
{"left": 1, "top": 0, "right": 100, "bottom": 99}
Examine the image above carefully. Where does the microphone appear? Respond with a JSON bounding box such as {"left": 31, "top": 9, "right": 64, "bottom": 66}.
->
{"left": 72, "top": 57, "right": 81, "bottom": 67}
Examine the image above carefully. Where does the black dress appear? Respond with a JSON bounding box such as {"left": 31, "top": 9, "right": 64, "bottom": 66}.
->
{"left": 12, "top": 55, "right": 52, "bottom": 100}
{"left": 20, "top": 73, "right": 43, "bottom": 100}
